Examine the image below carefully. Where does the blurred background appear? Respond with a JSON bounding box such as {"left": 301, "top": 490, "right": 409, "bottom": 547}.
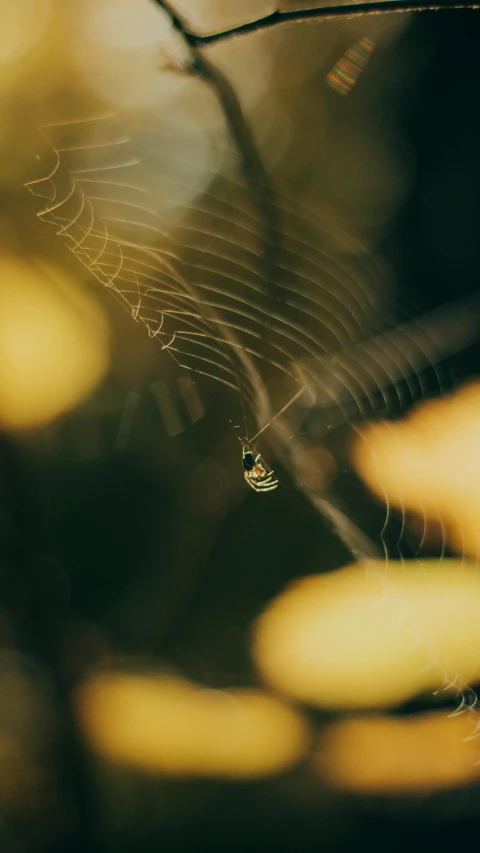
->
{"left": 2, "top": 1, "right": 480, "bottom": 851}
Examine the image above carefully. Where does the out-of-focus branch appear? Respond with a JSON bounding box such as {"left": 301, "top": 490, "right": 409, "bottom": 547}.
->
{"left": 151, "top": 1, "right": 283, "bottom": 291}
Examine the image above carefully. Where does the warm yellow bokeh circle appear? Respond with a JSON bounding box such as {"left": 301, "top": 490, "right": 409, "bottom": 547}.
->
{"left": 252, "top": 560, "right": 480, "bottom": 710}
{"left": 0, "top": 257, "right": 109, "bottom": 430}
{"left": 75, "top": 671, "right": 310, "bottom": 779}
{"left": 314, "top": 711, "right": 480, "bottom": 794}
{"left": 351, "top": 384, "right": 480, "bottom": 556}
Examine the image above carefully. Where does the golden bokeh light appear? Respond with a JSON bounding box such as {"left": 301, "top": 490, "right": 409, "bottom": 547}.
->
{"left": 314, "top": 711, "right": 480, "bottom": 794}
{"left": 351, "top": 384, "right": 480, "bottom": 556}
{"left": 252, "top": 560, "right": 480, "bottom": 710}
{"left": 0, "top": 0, "right": 52, "bottom": 68}
{"left": 0, "top": 257, "right": 109, "bottom": 430}
{"left": 75, "top": 671, "right": 310, "bottom": 779}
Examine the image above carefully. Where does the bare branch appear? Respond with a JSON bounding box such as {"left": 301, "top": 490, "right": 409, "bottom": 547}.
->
{"left": 151, "top": 1, "right": 480, "bottom": 47}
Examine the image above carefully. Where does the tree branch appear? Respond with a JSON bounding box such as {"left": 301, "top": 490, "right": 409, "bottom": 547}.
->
{"left": 151, "top": 1, "right": 480, "bottom": 47}
{"left": 152, "top": 0, "right": 283, "bottom": 291}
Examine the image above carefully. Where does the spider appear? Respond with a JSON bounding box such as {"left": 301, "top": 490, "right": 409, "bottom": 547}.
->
{"left": 241, "top": 440, "right": 279, "bottom": 493}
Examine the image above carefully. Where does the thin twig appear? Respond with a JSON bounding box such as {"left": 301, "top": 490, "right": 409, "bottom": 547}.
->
{"left": 152, "top": 1, "right": 480, "bottom": 47}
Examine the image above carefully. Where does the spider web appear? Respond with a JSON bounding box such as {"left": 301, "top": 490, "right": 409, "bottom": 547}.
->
{"left": 26, "top": 107, "right": 396, "bottom": 434}
{"left": 27, "top": 0, "right": 480, "bottom": 737}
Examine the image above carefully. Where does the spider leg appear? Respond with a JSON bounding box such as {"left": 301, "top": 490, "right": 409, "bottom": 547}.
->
{"left": 244, "top": 472, "right": 260, "bottom": 490}
{"left": 256, "top": 482, "right": 279, "bottom": 492}
{"left": 253, "top": 475, "right": 279, "bottom": 491}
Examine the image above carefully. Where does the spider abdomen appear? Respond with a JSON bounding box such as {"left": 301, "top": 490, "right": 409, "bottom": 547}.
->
{"left": 242, "top": 450, "right": 256, "bottom": 472}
